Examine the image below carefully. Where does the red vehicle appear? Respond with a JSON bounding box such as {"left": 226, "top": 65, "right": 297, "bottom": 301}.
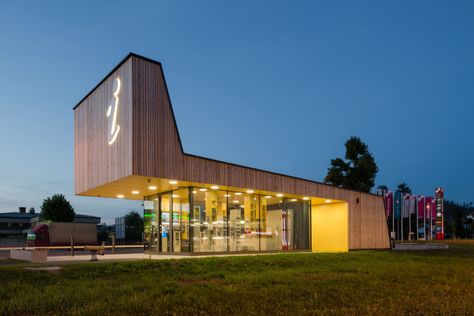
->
{"left": 27, "top": 222, "right": 98, "bottom": 247}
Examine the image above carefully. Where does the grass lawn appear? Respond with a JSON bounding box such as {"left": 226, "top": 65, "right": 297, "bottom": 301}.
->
{"left": 1, "top": 241, "right": 474, "bottom": 315}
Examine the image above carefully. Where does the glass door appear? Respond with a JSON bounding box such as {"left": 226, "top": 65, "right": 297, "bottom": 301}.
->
{"left": 144, "top": 198, "right": 159, "bottom": 253}
{"left": 160, "top": 194, "right": 171, "bottom": 252}
{"left": 150, "top": 189, "right": 190, "bottom": 253}
{"left": 172, "top": 206, "right": 181, "bottom": 252}
{"left": 171, "top": 188, "right": 190, "bottom": 252}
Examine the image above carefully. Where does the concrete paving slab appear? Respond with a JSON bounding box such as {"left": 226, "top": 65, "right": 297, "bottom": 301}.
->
{"left": 394, "top": 243, "right": 449, "bottom": 251}
{"left": 46, "top": 251, "right": 304, "bottom": 264}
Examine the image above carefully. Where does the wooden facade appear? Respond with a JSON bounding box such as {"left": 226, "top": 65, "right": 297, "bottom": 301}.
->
{"left": 74, "top": 53, "right": 390, "bottom": 250}
{"left": 74, "top": 58, "right": 133, "bottom": 194}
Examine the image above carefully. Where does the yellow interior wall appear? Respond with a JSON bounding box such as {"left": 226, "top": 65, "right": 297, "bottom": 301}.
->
{"left": 311, "top": 202, "right": 349, "bottom": 252}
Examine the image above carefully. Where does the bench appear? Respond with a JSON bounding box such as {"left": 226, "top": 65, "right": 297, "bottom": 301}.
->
{"left": 84, "top": 242, "right": 106, "bottom": 261}
{"left": 10, "top": 248, "right": 48, "bottom": 262}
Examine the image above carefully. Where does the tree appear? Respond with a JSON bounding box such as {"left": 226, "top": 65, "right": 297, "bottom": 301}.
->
{"left": 452, "top": 208, "right": 467, "bottom": 238}
{"left": 376, "top": 185, "right": 389, "bottom": 196}
{"left": 125, "top": 211, "right": 144, "bottom": 243}
{"left": 397, "top": 182, "right": 412, "bottom": 194}
{"left": 97, "top": 222, "right": 114, "bottom": 244}
{"left": 40, "top": 194, "right": 75, "bottom": 222}
{"left": 324, "top": 136, "right": 378, "bottom": 193}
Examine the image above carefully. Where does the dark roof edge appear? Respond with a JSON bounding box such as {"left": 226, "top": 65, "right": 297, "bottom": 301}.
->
{"left": 72, "top": 52, "right": 162, "bottom": 110}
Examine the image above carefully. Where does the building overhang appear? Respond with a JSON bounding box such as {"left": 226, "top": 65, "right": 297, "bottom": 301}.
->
{"left": 78, "top": 174, "right": 343, "bottom": 206}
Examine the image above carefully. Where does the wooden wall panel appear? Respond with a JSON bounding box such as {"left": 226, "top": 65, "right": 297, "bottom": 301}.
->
{"left": 347, "top": 194, "right": 389, "bottom": 249}
{"left": 74, "top": 59, "right": 133, "bottom": 194}
{"left": 132, "top": 56, "right": 183, "bottom": 180}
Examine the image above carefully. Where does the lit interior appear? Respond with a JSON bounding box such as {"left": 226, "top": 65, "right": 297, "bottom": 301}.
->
{"left": 80, "top": 175, "right": 349, "bottom": 253}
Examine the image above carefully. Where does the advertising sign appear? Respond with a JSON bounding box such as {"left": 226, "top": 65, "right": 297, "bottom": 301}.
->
{"left": 435, "top": 188, "right": 444, "bottom": 240}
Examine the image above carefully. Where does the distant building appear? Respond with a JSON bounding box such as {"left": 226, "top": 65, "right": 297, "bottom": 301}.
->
{"left": 464, "top": 212, "right": 474, "bottom": 232}
{"left": 0, "top": 207, "right": 101, "bottom": 246}
{"left": 0, "top": 207, "right": 38, "bottom": 237}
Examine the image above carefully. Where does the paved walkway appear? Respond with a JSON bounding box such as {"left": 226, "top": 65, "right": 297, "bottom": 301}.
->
{"left": 46, "top": 252, "right": 283, "bottom": 263}
{"left": 393, "top": 243, "right": 449, "bottom": 251}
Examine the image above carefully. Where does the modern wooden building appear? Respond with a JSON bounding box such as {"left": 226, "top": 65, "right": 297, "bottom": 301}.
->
{"left": 74, "top": 53, "right": 389, "bottom": 254}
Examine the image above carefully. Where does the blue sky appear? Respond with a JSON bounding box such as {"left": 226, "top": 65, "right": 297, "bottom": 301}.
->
{"left": 0, "top": 1, "right": 473, "bottom": 223}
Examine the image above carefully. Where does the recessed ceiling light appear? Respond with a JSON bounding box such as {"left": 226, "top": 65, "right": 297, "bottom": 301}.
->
{"left": 131, "top": 190, "right": 140, "bottom": 195}
{"left": 211, "top": 185, "right": 219, "bottom": 190}
{"left": 303, "top": 197, "right": 310, "bottom": 200}
{"left": 246, "top": 190, "right": 254, "bottom": 194}
{"left": 290, "top": 198, "right": 297, "bottom": 202}
{"left": 235, "top": 192, "right": 242, "bottom": 195}
{"left": 172, "top": 194, "right": 180, "bottom": 198}
{"left": 199, "top": 188, "right": 207, "bottom": 192}
{"left": 325, "top": 199, "right": 332, "bottom": 203}
{"left": 224, "top": 194, "right": 231, "bottom": 197}
{"left": 233, "top": 200, "right": 240, "bottom": 204}
{"left": 277, "top": 193, "right": 283, "bottom": 197}
{"left": 169, "top": 180, "right": 178, "bottom": 185}
{"left": 117, "top": 194, "right": 125, "bottom": 199}
{"left": 264, "top": 195, "right": 271, "bottom": 199}
{"left": 192, "top": 191, "right": 197, "bottom": 194}
{"left": 148, "top": 186, "right": 157, "bottom": 190}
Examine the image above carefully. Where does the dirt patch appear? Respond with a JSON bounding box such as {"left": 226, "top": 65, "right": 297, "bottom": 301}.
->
{"left": 177, "top": 278, "right": 224, "bottom": 286}
{"left": 26, "top": 266, "right": 62, "bottom": 276}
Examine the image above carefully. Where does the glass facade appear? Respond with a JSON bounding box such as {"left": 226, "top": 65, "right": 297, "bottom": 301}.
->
{"left": 228, "top": 191, "right": 259, "bottom": 251}
{"left": 260, "top": 196, "right": 310, "bottom": 251}
{"left": 192, "top": 189, "right": 227, "bottom": 252}
{"left": 144, "top": 187, "right": 310, "bottom": 253}
{"left": 144, "top": 188, "right": 191, "bottom": 253}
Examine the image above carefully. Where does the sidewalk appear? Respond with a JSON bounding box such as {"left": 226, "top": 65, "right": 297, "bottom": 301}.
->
{"left": 47, "top": 253, "right": 148, "bottom": 263}
{"left": 46, "top": 251, "right": 290, "bottom": 263}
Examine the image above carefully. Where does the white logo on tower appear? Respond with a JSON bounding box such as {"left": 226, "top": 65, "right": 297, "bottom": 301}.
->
{"left": 107, "top": 77, "right": 121, "bottom": 145}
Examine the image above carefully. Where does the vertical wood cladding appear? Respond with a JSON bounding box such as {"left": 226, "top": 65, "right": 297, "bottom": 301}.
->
{"left": 131, "top": 56, "right": 183, "bottom": 179}
{"left": 74, "top": 54, "right": 390, "bottom": 249}
{"left": 74, "top": 59, "right": 133, "bottom": 194}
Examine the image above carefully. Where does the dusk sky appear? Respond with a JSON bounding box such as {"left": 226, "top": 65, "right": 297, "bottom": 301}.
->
{"left": 0, "top": 1, "right": 473, "bottom": 223}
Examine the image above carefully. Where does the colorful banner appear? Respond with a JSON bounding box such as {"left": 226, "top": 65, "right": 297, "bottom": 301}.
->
{"left": 417, "top": 195, "right": 425, "bottom": 218}
{"left": 425, "top": 196, "right": 436, "bottom": 219}
{"left": 394, "top": 190, "right": 402, "bottom": 219}
{"left": 382, "top": 187, "right": 444, "bottom": 241}
{"left": 409, "top": 194, "right": 416, "bottom": 214}
{"left": 402, "top": 194, "right": 410, "bottom": 218}
{"left": 384, "top": 191, "right": 393, "bottom": 217}
{"left": 432, "top": 199, "right": 436, "bottom": 218}
{"left": 400, "top": 194, "right": 416, "bottom": 218}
